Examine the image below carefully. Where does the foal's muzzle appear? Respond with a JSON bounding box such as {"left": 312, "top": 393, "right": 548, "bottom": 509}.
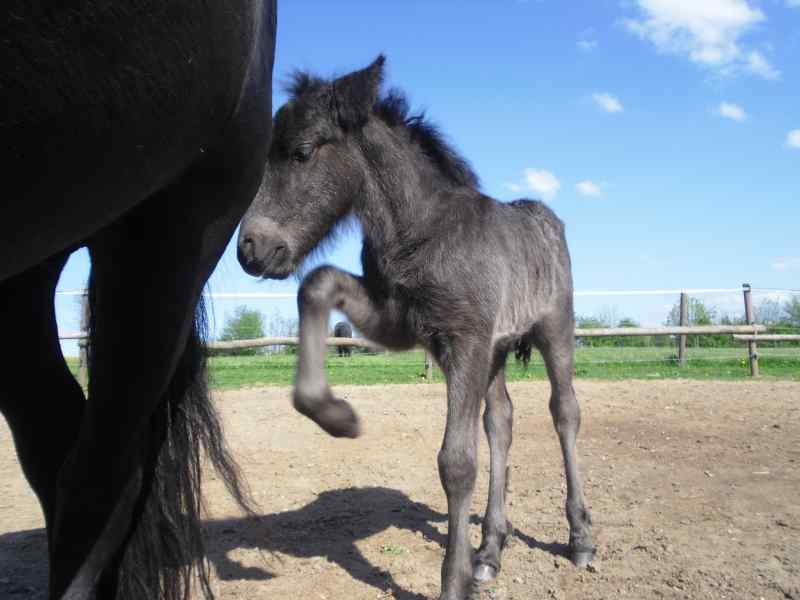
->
{"left": 237, "top": 217, "right": 292, "bottom": 279}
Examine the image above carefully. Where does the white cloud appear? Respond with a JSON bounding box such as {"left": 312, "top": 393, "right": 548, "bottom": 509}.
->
{"left": 592, "top": 92, "right": 624, "bottom": 113}
{"left": 624, "top": 0, "right": 780, "bottom": 80}
{"left": 715, "top": 101, "right": 747, "bottom": 121}
{"left": 772, "top": 257, "right": 800, "bottom": 271}
{"left": 576, "top": 180, "right": 603, "bottom": 197}
{"left": 745, "top": 50, "right": 780, "bottom": 79}
{"left": 577, "top": 39, "right": 598, "bottom": 52}
{"left": 504, "top": 182, "right": 523, "bottom": 193}
{"left": 523, "top": 168, "right": 561, "bottom": 199}
{"left": 785, "top": 129, "right": 800, "bottom": 148}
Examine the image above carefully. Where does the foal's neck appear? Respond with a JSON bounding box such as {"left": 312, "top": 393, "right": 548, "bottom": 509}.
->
{"left": 354, "top": 122, "right": 457, "bottom": 255}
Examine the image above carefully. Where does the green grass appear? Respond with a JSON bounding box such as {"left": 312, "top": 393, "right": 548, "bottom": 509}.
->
{"left": 64, "top": 347, "right": 800, "bottom": 390}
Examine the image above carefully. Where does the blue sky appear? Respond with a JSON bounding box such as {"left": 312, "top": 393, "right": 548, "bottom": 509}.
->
{"left": 56, "top": 0, "right": 799, "bottom": 350}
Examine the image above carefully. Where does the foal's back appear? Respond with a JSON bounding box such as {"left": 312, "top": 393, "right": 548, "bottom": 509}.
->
{"left": 431, "top": 192, "right": 574, "bottom": 344}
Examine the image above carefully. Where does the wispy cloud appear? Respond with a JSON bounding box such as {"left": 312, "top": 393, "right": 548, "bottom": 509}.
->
{"left": 715, "top": 101, "right": 747, "bottom": 122}
{"left": 772, "top": 257, "right": 800, "bottom": 271}
{"left": 745, "top": 50, "right": 780, "bottom": 79}
{"left": 785, "top": 129, "right": 800, "bottom": 148}
{"left": 523, "top": 169, "right": 561, "bottom": 199}
{"left": 623, "top": 0, "right": 779, "bottom": 80}
{"left": 576, "top": 180, "right": 603, "bottom": 197}
{"left": 504, "top": 182, "right": 523, "bottom": 193}
{"left": 592, "top": 92, "right": 624, "bottom": 113}
{"left": 578, "top": 39, "right": 598, "bottom": 52}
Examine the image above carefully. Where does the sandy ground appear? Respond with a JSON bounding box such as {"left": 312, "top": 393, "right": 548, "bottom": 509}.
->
{"left": 1, "top": 379, "right": 799, "bottom": 599}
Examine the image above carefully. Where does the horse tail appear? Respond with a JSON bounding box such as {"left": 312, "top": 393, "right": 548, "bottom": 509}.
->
{"left": 86, "top": 285, "right": 256, "bottom": 600}
{"left": 514, "top": 337, "right": 532, "bottom": 367}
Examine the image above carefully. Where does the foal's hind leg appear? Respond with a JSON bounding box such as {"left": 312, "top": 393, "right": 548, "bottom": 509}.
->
{"left": 293, "top": 265, "right": 414, "bottom": 438}
{"left": 474, "top": 366, "right": 513, "bottom": 582}
{"left": 535, "top": 318, "right": 595, "bottom": 566}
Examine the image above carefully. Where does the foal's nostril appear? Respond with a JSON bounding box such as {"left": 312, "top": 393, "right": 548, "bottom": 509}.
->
{"left": 237, "top": 233, "right": 264, "bottom": 275}
{"left": 271, "top": 244, "right": 287, "bottom": 262}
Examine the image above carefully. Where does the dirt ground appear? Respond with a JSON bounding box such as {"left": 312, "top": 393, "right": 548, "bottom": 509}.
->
{"left": 1, "top": 380, "right": 799, "bottom": 599}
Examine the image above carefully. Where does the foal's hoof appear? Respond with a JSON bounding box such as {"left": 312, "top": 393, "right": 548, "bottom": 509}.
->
{"left": 571, "top": 545, "right": 596, "bottom": 568}
{"left": 310, "top": 398, "right": 361, "bottom": 438}
{"left": 473, "top": 562, "right": 499, "bottom": 583}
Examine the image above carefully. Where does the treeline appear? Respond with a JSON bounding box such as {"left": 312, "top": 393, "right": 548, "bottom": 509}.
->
{"left": 209, "top": 306, "right": 299, "bottom": 356}
{"left": 577, "top": 296, "right": 800, "bottom": 348}
{"left": 211, "top": 296, "right": 800, "bottom": 355}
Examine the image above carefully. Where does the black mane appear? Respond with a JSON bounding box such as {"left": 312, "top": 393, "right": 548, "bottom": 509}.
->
{"left": 285, "top": 71, "right": 326, "bottom": 98}
{"left": 374, "top": 88, "right": 480, "bottom": 189}
{"left": 285, "top": 71, "right": 480, "bottom": 190}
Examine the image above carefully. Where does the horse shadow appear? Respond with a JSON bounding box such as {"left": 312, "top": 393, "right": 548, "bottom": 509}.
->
{"left": 0, "top": 486, "right": 568, "bottom": 600}
{"left": 205, "top": 486, "right": 571, "bottom": 599}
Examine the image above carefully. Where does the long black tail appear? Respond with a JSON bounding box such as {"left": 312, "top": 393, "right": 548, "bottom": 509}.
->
{"left": 88, "top": 288, "right": 256, "bottom": 600}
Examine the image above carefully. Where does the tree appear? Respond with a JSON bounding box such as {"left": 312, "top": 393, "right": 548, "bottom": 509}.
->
{"left": 665, "top": 297, "right": 718, "bottom": 347}
{"left": 576, "top": 315, "right": 611, "bottom": 347}
{"left": 218, "top": 306, "right": 266, "bottom": 356}
{"left": 754, "top": 299, "right": 784, "bottom": 325}
{"left": 264, "top": 309, "right": 299, "bottom": 354}
{"left": 615, "top": 317, "right": 650, "bottom": 347}
{"left": 784, "top": 297, "right": 800, "bottom": 327}
{"left": 666, "top": 297, "right": 715, "bottom": 327}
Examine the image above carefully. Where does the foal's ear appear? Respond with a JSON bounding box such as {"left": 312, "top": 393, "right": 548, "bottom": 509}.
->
{"left": 331, "top": 55, "right": 385, "bottom": 130}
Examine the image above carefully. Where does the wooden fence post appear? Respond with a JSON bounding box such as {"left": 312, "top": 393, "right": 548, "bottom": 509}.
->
{"left": 77, "top": 290, "right": 89, "bottom": 388}
{"left": 742, "top": 283, "right": 759, "bottom": 377}
{"left": 678, "top": 292, "right": 688, "bottom": 367}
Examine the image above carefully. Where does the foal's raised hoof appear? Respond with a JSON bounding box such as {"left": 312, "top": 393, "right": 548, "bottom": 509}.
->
{"left": 570, "top": 544, "right": 596, "bottom": 568}
{"left": 306, "top": 398, "right": 361, "bottom": 438}
{"left": 473, "top": 562, "right": 499, "bottom": 583}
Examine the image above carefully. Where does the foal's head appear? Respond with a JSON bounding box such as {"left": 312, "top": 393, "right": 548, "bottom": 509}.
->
{"left": 237, "top": 56, "right": 386, "bottom": 279}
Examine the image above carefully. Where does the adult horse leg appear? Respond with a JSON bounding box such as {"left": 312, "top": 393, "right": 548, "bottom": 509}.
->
{"left": 474, "top": 364, "right": 513, "bottom": 583}
{"left": 534, "top": 315, "right": 595, "bottom": 567}
{"left": 48, "top": 143, "right": 268, "bottom": 600}
{"left": 0, "top": 252, "right": 84, "bottom": 542}
{"left": 292, "top": 266, "right": 415, "bottom": 438}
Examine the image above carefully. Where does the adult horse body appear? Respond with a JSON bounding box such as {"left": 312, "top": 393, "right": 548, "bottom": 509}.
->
{"left": 333, "top": 321, "right": 353, "bottom": 357}
{"left": 1, "top": 2, "right": 276, "bottom": 599}
{"left": 238, "top": 56, "right": 595, "bottom": 600}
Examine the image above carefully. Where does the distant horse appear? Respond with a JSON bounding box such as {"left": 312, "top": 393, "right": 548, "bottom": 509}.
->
{"left": 0, "top": 2, "right": 276, "bottom": 599}
{"left": 333, "top": 321, "right": 353, "bottom": 357}
{"left": 237, "top": 56, "right": 595, "bottom": 600}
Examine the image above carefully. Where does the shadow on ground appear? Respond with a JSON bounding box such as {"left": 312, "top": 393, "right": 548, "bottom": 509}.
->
{"left": 0, "top": 486, "right": 566, "bottom": 600}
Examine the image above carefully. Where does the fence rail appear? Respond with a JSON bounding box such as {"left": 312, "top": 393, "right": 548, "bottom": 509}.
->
{"left": 209, "top": 336, "right": 383, "bottom": 351}
{"left": 733, "top": 334, "right": 800, "bottom": 342}
{"left": 59, "top": 324, "right": 769, "bottom": 346}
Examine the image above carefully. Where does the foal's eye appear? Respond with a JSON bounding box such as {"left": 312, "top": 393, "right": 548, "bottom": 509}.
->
{"left": 291, "top": 145, "right": 315, "bottom": 163}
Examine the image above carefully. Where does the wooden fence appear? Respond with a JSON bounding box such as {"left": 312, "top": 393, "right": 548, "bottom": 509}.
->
{"left": 67, "top": 323, "right": 770, "bottom": 386}
{"left": 61, "top": 283, "right": 793, "bottom": 385}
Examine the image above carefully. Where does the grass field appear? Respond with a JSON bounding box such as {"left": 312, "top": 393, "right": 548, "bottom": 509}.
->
{"left": 67, "top": 346, "right": 799, "bottom": 389}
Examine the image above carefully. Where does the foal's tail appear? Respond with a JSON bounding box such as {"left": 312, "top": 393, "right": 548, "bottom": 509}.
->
{"left": 87, "top": 290, "right": 256, "bottom": 600}
{"left": 514, "top": 338, "right": 533, "bottom": 367}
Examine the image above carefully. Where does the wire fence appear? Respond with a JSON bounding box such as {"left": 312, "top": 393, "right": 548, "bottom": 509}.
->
{"left": 55, "top": 285, "right": 800, "bottom": 381}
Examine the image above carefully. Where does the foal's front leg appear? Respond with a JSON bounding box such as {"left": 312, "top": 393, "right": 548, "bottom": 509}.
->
{"left": 437, "top": 341, "right": 491, "bottom": 600}
{"left": 293, "top": 265, "right": 414, "bottom": 438}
